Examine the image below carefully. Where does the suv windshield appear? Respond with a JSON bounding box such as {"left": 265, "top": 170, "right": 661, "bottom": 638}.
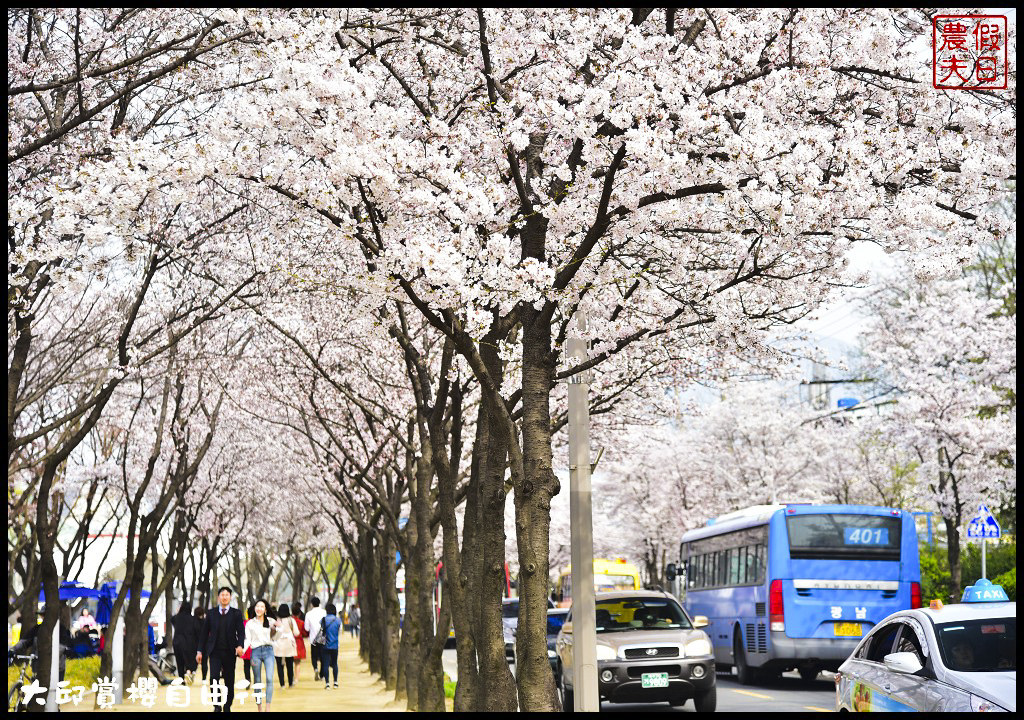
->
{"left": 595, "top": 597, "right": 691, "bottom": 633}
{"left": 935, "top": 617, "right": 1016, "bottom": 672}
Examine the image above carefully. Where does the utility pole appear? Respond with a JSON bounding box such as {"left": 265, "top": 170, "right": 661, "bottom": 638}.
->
{"left": 566, "top": 311, "right": 598, "bottom": 712}
{"left": 804, "top": 361, "right": 830, "bottom": 410}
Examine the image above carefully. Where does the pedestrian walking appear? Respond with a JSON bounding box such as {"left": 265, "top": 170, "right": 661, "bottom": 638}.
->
{"left": 320, "top": 603, "right": 341, "bottom": 689}
{"left": 197, "top": 587, "right": 245, "bottom": 713}
{"left": 349, "top": 604, "right": 360, "bottom": 638}
{"left": 245, "top": 598, "right": 280, "bottom": 713}
{"left": 273, "top": 603, "right": 299, "bottom": 687}
{"left": 304, "top": 597, "right": 326, "bottom": 681}
{"left": 193, "top": 607, "right": 208, "bottom": 681}
{"left": 171, "top": 603, "right": 198, "bottom": 682}
{"left": 290, "top": 601, "right": 307, "bottom": 680}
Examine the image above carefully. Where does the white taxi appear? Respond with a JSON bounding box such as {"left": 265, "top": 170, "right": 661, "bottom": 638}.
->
{"left": 836, "top": 579, "right": 1015, "bottom": 712}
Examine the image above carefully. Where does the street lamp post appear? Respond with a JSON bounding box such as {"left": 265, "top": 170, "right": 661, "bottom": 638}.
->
{"left": 567, "top": 312, "right": 599, "bottom": 712}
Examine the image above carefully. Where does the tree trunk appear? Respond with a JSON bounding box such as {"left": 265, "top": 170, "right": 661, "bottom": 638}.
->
{"left": 473, "top": 342, "right": 519, "bottom": 711}
{"left": 515, "top": 307, "right": 560, "bottom": 712}
{"left": 165, "top": 583, "right": 174, "bottom": 648}
{"left": 17, "top": 545, "right": 41, "bottom": 630}
{"left": 402, "top": 492, "right": 422, "bottom": 710}
{"left": 123, "top": 594, "right": 147, "bottom": 686}
{"left": 945, "top": 518, "right": 963, "bottom": 601}
{"left": 379, "top": 532, "right": 401, "bottom": 691}
{"left": 36, "top": 467, "right": 61, "bottom": 710}
{"left": 938, "top": 446, "right": 965, "bottom": 600}
{"left": 359, "top": 530, "right": 384, "bottom": 676}
{"left": 437, "top": 393, "right": 481, "bottom": 711}
{"left": 412, "top": 453, "right": 444, "bottom": 712}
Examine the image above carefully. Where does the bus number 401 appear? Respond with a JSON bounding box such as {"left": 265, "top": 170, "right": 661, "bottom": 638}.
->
{"left": 845, "top": 528, "right": 888, "bottom": 545}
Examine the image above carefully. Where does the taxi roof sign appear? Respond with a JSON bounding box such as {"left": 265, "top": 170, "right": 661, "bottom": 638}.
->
{"left": 961, "top": 578, "right": 1010, "bottom": 603}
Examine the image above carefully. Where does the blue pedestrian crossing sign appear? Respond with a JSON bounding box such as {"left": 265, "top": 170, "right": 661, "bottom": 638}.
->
{"left": 966, "top": 505, "right": 1001, "bottom": 540}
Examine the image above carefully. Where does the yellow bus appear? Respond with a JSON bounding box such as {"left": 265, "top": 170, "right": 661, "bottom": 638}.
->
{"left": 554, "top": 558, "right": 642, "bottom": 607}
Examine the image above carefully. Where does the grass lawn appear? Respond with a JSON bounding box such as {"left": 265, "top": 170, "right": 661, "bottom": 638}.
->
{"left": 8, "top": 655, "right": 102, "bottom": 696}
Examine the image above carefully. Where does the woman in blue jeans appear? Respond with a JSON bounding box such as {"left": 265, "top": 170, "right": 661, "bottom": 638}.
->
{"left": 245, "top": 599, "right": 281, "bottom": 712}
{"left": 320, "top": 603, "right": 342, "bottom": 689}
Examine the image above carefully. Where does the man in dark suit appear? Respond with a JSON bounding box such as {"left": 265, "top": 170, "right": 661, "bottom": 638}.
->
{"left": 196, "top": 586, "right": 245, "bottom": 712}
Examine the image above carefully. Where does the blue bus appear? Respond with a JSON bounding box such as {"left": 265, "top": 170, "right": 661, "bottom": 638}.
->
{"left": 668, "top": 504, "right": 922, "bottom": 683}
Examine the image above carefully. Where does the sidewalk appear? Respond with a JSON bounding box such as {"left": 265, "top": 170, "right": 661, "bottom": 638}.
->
{"left": 65, "top": 634, "right": 407, "bottom": 713}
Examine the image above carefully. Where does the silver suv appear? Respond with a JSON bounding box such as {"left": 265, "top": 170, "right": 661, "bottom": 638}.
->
{"left": 555, "top": 590, "right": 716, "bottom": 711}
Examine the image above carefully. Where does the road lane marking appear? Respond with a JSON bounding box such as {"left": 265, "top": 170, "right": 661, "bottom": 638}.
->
{"left": 731, "top": 689, "right": 772, "bottom": 699}
{"left": 804, "top": 706, "right": 832, "bottom": 713}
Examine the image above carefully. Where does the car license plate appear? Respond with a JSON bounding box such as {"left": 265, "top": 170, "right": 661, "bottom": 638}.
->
{"left": 834, "top": 622, "right": 862, "bottom": 637}
{"left": 641, "top": 672, "right": 669, "bottom": 688}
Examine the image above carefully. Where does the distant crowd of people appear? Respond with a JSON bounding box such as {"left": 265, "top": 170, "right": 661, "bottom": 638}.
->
{"left": 171, "top": 586, "right": 359, "bottom": 712}
{"left": 9, "top": 586, "right": 361, "bottom": 712}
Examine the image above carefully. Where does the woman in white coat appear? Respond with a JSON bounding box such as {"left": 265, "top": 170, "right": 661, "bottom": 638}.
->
{"left": 273, "top": 602, "right": 299, "bottom": 687}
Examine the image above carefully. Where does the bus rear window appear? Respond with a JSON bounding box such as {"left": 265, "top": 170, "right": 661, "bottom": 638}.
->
{"left": 786, "top": 514, "right": 901, "bottom": 560}
{"left": 594, "top": 574, "right": 636, "bottom": 592}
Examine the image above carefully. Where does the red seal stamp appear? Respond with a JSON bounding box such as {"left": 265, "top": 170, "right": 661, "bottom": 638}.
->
{"left": 932, "top": 15, "right": 1007, "bottom": 89}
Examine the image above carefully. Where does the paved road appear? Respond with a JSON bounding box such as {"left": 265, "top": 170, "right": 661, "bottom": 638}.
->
{"left": 600, "top": 669, "right": 836, "bottom": 713}
{"left": 443, "top": 650, "right": 837, "bottom": 712}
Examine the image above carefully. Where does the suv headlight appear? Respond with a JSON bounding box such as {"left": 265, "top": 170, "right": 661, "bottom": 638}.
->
{"left": 595, "top": 644, "right": 617, "bottom": 661}
{"left": 970, "top": 695, "right": 1007, "bottom": 712}
{"left": 684, "top": 638, "right": 712, "bottom": 657}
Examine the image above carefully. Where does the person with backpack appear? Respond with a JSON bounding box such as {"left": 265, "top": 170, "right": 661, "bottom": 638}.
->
{"left": 319, "top": 603, "right": 341, "bottom": 689}
{"left": 303, "top": 597, "right": 325, "bottom": 681}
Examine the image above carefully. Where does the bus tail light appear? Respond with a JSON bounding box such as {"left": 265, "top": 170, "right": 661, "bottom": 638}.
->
{"left": 769, "top": 579, "right": 785, "bottom": 632}
{"left": 910, "top": 582, "right": 922, "bottom": 609}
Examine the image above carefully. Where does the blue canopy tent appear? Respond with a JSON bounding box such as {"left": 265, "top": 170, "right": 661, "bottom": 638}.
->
{"left": 38, "top": 581, "right": 101, "bottom": 602}
{"left": 36, "top": 582, "right": 102, "bottom": 659}
{"left": 95, "top": 581, "right": 152, "bottom": 626}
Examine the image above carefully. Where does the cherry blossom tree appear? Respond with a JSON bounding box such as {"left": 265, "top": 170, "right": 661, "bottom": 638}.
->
{"left": 861, "top": 271, "right": 1016, "bottom": 596}
{"left": 181, "top": 10, "right": 1014, "bottom": 708}
{"left": 810, "top": 415, "right": 924, "bottom": 508}
{"left": 11, "top": 8, "right": 1016, "bottom": 710}
{"left": 8, "top": 8, "right": 270, "bottom": 690}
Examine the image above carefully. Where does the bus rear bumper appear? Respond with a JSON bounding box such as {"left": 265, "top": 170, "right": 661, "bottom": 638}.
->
{"left": 763, "top": 635, "right": 860, "bottom": 667}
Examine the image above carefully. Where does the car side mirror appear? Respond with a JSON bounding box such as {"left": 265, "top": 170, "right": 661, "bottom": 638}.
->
{"left": 883, "top": 652, "right": 923, "bottom": 675}
{"left": 692, "top": 615, "right": 709, "bottom": 629}
{"left": 666, "top": 563, "right": 677, "bottom": 582}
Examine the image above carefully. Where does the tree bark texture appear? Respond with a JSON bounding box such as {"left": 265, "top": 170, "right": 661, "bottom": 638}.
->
{"left": 514, "top": 307, "right": 561, "bottom": 711}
